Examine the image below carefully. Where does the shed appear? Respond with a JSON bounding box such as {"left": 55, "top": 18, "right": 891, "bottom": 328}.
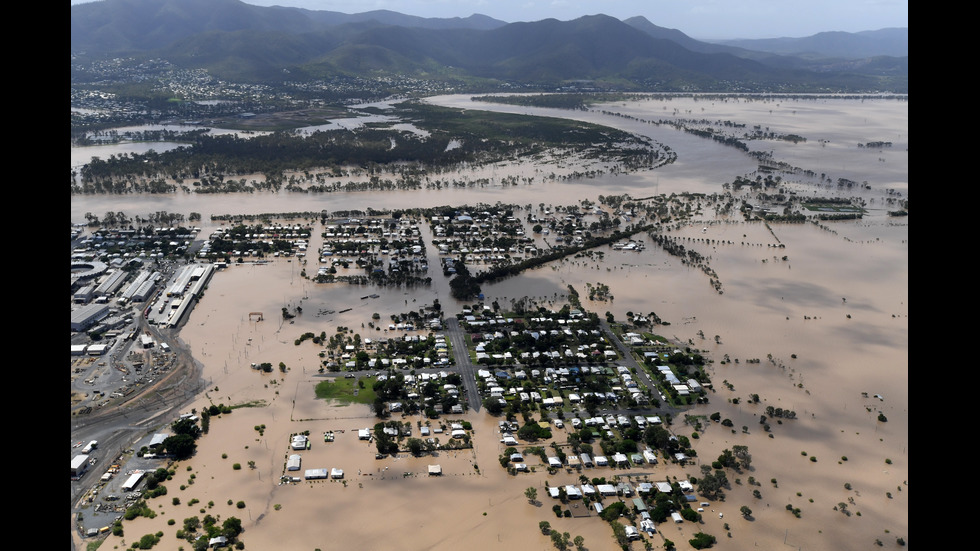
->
{"left": 330, "top": 468, "right": 344, "bottom": 479}
{"left": 305, "top": 468, "right": 328, "bottom": 480}
{"left": 428, "top": 465, "right": 442, "bottom": 476}
{"left": 287, "top": 454, "right": 302, "bottom": 471}
{"left": 121, "top": 472, "right": 144, "bottom": 492}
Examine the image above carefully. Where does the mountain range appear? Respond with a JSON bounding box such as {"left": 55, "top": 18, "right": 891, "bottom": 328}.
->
{"left": 70, "top": 0, "right": 908, "bottom": 92}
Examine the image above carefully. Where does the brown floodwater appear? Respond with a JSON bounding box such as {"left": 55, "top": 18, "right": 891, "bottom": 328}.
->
{"left": 76, "top": 95, "right": 907, "bottom": 551}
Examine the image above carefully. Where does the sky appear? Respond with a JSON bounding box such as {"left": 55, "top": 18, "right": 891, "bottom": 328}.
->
{"left": 70, "top": 0, "right": 909, "bottom": 40}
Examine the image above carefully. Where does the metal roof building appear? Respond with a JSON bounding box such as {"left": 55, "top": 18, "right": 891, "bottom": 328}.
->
{"left": 121, "top": 472, "right": 144, "bottom": 492}
{"left": 71, "top": 303, "right": 109, "bottom": 331}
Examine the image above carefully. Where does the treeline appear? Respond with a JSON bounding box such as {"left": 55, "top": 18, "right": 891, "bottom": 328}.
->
{"left": 471, "top": 93, "right": 625, "bottom": 110}
{"left": 816, "top": 213, "right": 861, "bottom": 221}
{"left": 78, "top": 128, "right": 470, "bottom": 184}
{"left": 74, "top": 128, "right": 210, "bottom": 147}
{"left": 684, "top": 128, "right": 749, "bottom": 151}
{"left": 450, "top": 225, "right": 655, "bottom": 299}
{"left": 803, "top": 197, "right": 852, "bottom": 205}
{"left": 76, "top": 103, "right": 659, "bottom": 193}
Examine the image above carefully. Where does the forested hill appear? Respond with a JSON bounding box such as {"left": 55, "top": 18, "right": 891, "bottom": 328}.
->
{"left": 71, "top": 0, "right": 907, "bottom": 92}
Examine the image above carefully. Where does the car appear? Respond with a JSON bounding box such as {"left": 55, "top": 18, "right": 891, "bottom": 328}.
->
{"left": 345, "top": 373, "right": 356, "bottom": 378}
{"left": 375, "top": 453, "right": 385, "bottom": 459}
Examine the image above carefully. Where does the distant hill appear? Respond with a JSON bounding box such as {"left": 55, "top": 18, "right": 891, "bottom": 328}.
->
{"left": 70, "top": 0, "right": 507, "bottom": 53}
{"left": 70, "top": 0, "right": 907, "bottom": 92}
{"left": 623, "top": 16, "right": 741, "bottom": 56}
{"left": 711, "top": 28, "right": 908, "bottom": 59}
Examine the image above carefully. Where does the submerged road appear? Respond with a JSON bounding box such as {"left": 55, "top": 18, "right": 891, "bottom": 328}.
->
{"left": 444, "top": 317, "right": 480, "bottom": 412}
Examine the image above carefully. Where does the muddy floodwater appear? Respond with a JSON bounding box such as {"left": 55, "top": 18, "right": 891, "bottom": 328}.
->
{"left": 73, "top": 95, "right": 907, "bottom": 551}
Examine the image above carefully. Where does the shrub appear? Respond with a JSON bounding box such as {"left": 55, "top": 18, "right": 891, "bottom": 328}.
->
{"left": 232, "top": 463, "right": 241, "bottom": 470}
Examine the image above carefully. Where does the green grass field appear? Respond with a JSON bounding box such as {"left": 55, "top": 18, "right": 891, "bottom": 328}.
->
{"left": 314, "top": 376, "right": 377, "bottom": 405}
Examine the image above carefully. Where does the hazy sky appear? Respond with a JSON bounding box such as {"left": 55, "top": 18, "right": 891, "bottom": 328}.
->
{"left": 71, "top": 0, "right": 909, "bottom": 40}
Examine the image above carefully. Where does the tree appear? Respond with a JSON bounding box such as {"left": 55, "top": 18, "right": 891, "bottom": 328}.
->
{"left": 222, "top": 516, "right": 243, "bottom": 538}
{"left": 407, "top": 438, "right": 424, "bottom": 457}
{"left": 375, "top": 435, "right": 398, "bottom": 456}
{"left": 525, "top": 486, "right": 538, "bottom": 504}
{"left": 551, "top": 531, "right": 571, "bottom": 551}
{"left": 163, "top": 433, "right": 196, "bottom": 460}
{"left": 610, "top": 521, "right": 628, "bottom": 547}
{"left": 483, "top": 397, "right": 503, "bottom": 415}
{"left": 518, "top": 422, "right": 550, "bottom": 441}
{"left": 373, "top": 397, "right": 387, "bottom": 418}
{"left": 183, "top": 516, "right": 201, "bottom": 533}
{"left": 689, "top": 532, "right": 717, "bottom": 549}
{"left": 136, "top": 534, "right": 160, "bottom": 549}
{"left": 600, "top": 501, "right": 626, "bottom": 521}
{"left": 732, "top": 445, "right": 751, "bottom": 469}
{"left": 573, "top": 535, "right": 585, "bottom": 551}
{"left": 172, "top": 418, "right": 202, "bottom": 440}
{"left": 740, "top": 506, "right": 753, "bottom": 518}
{"left": 539, "top": 521, "right": 551, "bottom": 535}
